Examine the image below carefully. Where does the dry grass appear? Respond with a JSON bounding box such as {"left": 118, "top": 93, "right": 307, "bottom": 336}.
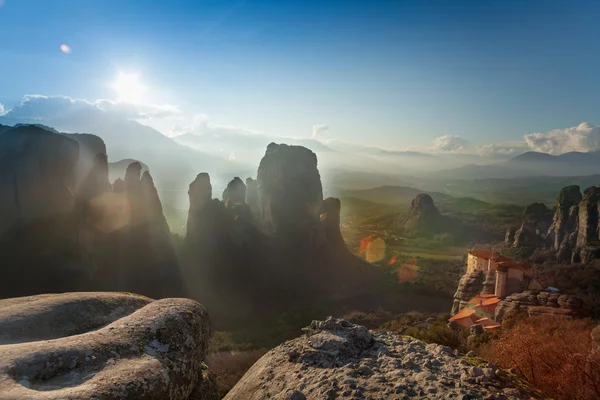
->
{"left": 205, "top": 349, "right": 268, "bottom": 398}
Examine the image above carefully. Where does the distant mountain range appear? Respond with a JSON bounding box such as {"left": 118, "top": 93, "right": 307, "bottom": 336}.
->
{"left": 441, "top": 151, "right": 600, "bottom": 179}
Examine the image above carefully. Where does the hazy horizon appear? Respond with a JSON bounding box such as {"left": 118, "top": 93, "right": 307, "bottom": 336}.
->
{"left": 1, "top": 0, "right": 600, "bottom": 162}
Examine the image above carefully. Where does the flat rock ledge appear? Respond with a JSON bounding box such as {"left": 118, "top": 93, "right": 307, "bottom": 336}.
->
{"left": 0, "top": 292, "right": 218, "bottom": 400}
{"left": 225, "top": 317, "right": 543, "bottom": 400}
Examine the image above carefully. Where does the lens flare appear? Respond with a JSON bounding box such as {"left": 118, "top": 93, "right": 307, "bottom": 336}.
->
{"left": 60, "top": 44, "right": 71, "bottom": 54}
{"left": 397, "top": 258, "right": 419, "bottom": 283}
{"left": 359, "top": 235, "right": 386, "bottom": 263}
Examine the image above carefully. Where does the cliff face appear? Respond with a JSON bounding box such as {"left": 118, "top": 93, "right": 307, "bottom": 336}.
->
{"left": 451, "top": 270, "right": 491, "bottom": 315}
{"left": 0, "top": 125, "right": 80, "bottom": 236}
{"left": 506, "top": 184, "right": 600, "bottom": 264}
{"left": 0, "top": 124, "right": 181, "bottom": 299}
{"left": 257, "top": 143, "right": 323, "bottom": 233}
{"left": 495, "top": 291, "right": 583, "bottom": 322}
{"left": 183, "top": 143, "right": 379, "bottom": 324}
{"left": 225, "top": 317, "right": 542, "bottom": 400}
{"left": 400, "top": 193, "right": 444, "bottom": 235}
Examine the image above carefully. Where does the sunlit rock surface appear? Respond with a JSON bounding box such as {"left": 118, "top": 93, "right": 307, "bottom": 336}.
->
{"left": 0, "top": 292, "right": 217, "bottom": 400}
{"left": 225, "top": 317, "right": 541, "bottom": 400}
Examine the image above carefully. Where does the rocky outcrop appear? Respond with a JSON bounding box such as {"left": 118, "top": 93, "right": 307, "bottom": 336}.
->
{"left": 183, "top": 144, "right": 381, "bottom": 326}
{"left": 505, "top": 226, "right": 516, "bottom": 245}
{"left": 403, "top": 194, "right": 443, "bottom": 235}
{"left": 245, "top": 177, "right": 259, "bottom": 218}
{"left": 108, "top": 158, "right": 149, "bottom": 182}
{"left": 547, "top": 185, "right": 581, "bottom": 253}
{"left": 222, "top": 177, "right": 246, "bottom": 209}
{"left": 322, "top": 197, "right": 344, "bottom": 247}
{"left": 0, "top": 292, "right": 217, "bottom": 400}
{"left": 575, "top": 186, "right": 600, "bottom": 250}
{"left": 225, "top": 317, "right": 541, "bottom": 400}
{"left": 513, "top": 221, "right": 540, "bottom": 248}
{"left": 0, "top": 125, "right": 80, "bottom": 236}
{"left": 494, "top": 291, "right": 583, "bottom": 322}
{"left": 451, "top": 264, "right": 500, "bottom": 316}
{"left": 257, "top": 143, "right": 323, "bottom": 233}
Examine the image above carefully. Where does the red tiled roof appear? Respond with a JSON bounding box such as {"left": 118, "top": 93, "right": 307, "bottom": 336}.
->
{"left": 468, "top": 251, "right": 512, "bottom": 263}
{"left": 449, "top": 308, "right": 476, "bottom": 321}
{"left": 475, "top": 318, "right": 501, "bottom": 330}
{"left": 468, "top": 294, "right": 497, "bottom": 305}
{"left": 482, "top": 297, "right": 501, "bottom": 307}
{"left": 496, "top": 260, "right": 532, "bottom": 271}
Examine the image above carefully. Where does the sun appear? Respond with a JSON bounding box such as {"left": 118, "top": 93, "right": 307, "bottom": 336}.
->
{"left": 112, "top": 72, "right": 147, "bottom": 104}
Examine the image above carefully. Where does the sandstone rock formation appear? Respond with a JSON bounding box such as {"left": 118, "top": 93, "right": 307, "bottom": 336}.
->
{"left": 225, "top": 317, "right": 541, "bottom": 400}
{"left": 322, "top": 197, "right": 344, "bottom": 247}
{"left": 257, "top": 143, "right": 323, "bottom": 233}
{"left": 547, "top": 185, "right": 581, "bottom": 252}
{"left": 402, "top": 193, "right": 443, "bottom": 235}
{"left": 494, "top": 291, "right": 583, "bottom": 322}
{"left": 245, "top": 177, "right": 259, "bottom": 218}
{"left": 451, "top": 270, "right": 490, "bottom": 315}
{"left": 222, "top": 177, "right": 246, "bottom": 209}
{"left": 0, "top": 125, "right": 80, "bottom": 236}
{"left": 183, "top": 144, "right": 379, "bottom": 326}
{"left": 0, "top": 292, "right": 217, "bottom": 400}
{"left": 0, "top": 124, "right": 181, "bottom": 299}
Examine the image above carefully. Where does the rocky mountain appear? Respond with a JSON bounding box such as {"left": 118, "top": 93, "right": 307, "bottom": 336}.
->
{"left": 0, "top": 111, "right": 236, "bottom": 196}
{"left": 0, "top": 124, "right": 182, "bottom": 299}
{"left": 441, "top": 150, "right": 600, "bottom": 179}
{"left": 504, "top": 184, "right": 600, "bottom": 263}
{"left": 225, "top": 317, "right": 542, "bottom": 400}
{"left": 108, "top": 158, "right": 149, "bottom": 182}
{"left": 181, "top": 142, "right": 387, "bottom": 326}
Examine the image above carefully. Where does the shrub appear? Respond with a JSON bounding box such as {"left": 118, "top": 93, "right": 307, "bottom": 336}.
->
{"left": 479, "top": 316, "right": 600, "bottom": 400}
{"left": 205, "top": 349, "right": 268, "bottom": 398}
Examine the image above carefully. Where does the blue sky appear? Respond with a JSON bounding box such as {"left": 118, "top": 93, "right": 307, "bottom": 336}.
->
{"left": 1, "top": 0, "right": 599, "bottom": 153}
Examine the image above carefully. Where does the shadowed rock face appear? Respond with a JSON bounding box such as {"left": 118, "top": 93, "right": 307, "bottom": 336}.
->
{"left": 245, "top": 177, "right": 259, "bottom": 217}
{"left": 0, "top": 125, "right": 80, "bottom": 236}
{"left": 576, "top": 186, "right": 600, "bottom": 249}
{"left": 322, "top": 197, "right": 344, "bottom": 247}
{"left": 182, "top": 144, "right": 381, "bottom": 325}
{"left": 401, "top": 193, "right": 446, "bottom": 235}
{"left": 0, "top": 292, "right": 217, "bottom": 400}
{"left": 257, "top": 143, "right": 323, "bottom": 233}
{"left": 547, "top": 185, "right": 582, "bottom": 251}
{"left": 0, "top": 125, "right": 182, "bottom": 300}
{"left": 222, "top": 177, "right": 246, "bottom": 209}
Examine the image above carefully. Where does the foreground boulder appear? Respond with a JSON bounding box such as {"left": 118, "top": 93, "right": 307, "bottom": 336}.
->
{"left": 0, "top": 292, "right": 217, "bottom": 400}
{"left": 225, "top": 317, "right": 542, "bottom": 400}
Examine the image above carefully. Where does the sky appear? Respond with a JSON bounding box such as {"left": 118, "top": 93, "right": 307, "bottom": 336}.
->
{"left": 1, "top": 0, "right": 600, "bottom": 155}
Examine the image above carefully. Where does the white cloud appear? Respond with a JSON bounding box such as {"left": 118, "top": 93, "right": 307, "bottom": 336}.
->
{"left": 0, "top": 104, "right": 5, "bottom": 116}
{"left": 312, "top": 124, "right": 329, "bottom": 138}
{"left": 476, "top": 143, "right": 524, "bottom": 157}
{"left": 524, "top": 122, "right": 600, "bottom": 154}
{"left": 430, "top": 134, "right": 468, "bottom": 153}
{"left": 4, "top": 95, "right": 181, "bottom": 122}
{"left": 168, "top": 114, "right": 263, "bottom": 138}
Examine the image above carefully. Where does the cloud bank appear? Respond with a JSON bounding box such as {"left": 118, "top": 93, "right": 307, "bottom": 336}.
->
{"left": 524, "top": 122, "right": 600, "bottom": 154}
{"left": 312, "top": 124, "right": 329, "bottom": 138}
{"left": 476, "top": 143, "right": 524, "bottom": 157}
{"left": 4, "top": 95, "right": 181, "bottom": 121}
{"left": 430, "top": 134, "right": 468, "bottom": 153}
